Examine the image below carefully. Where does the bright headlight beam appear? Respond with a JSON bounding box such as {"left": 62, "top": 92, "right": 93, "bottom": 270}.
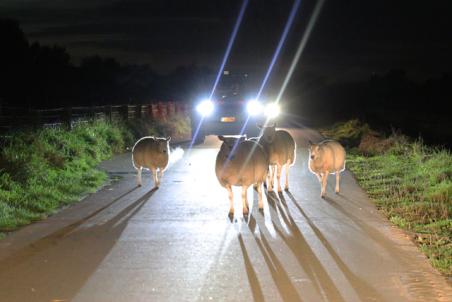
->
{"left": 196, "top": 99, "right": 214, "bottom": 116}
{"left": 265, "top": 103, "right": 280, "bottom": 119}
{"left": 209, "top": 0, "right": 249, "bottom": 100}
{"left": 255, "top": 0, "right": 302, "bottom": 101}
{"left": 246, "top": 99, "right": 263, "bottom": 116}
{"left": 276, "top": 0, "right": 325, "bottom": 104}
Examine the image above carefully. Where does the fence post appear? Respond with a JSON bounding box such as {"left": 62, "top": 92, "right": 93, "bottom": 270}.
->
{"left": 30, "top": 108, "right": 42, "bottom": 129}
{"left": 104, "top": 105, "right": 112, "bottom": 123}
{"left": 120, "top": 105, "right": 129, "bottom": 121}
{"left": 135, "top": 104, "right": 142, "bottom": 119}
{"left": 61, "top": 107, "right": 72, "bottom": 130}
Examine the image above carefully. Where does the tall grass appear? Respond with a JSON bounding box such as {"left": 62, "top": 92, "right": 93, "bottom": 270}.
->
{"left": 321, "top": 120, "right": 451, "bottom": 276}
{"left": 0, "top": 120, "right": 130, "bottom": 231}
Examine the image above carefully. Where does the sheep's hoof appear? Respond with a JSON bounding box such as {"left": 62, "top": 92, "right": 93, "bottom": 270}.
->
{"left": 284, "top": 185, "right": 289, "bottom": 191}
{"left": 321, "top": 194, "right": 325, "bottom": 199}
{"left": 258, "top": 207, "right": 264, "bottom": 214}
{"left": 137, "top": 183, "right": 142, "bottom": 187}
{"left": 228, "top": 212, "right": 234, "bottom": 222}
{"left": 335, "top": 189, "right": 340, "bottom": 194}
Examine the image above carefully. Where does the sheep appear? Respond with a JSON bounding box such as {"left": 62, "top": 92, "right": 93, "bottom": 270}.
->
{"left": 308, "top": 140, "right": 346, "bottom": 198}
{"left": 257, "top": 124, "right": 296, "bottom": 192}
{"left": 215, "top": 135, "right": 268, "bottom": 217}
{"left": 132, "top": 136, "right": 171, "bottom": 188}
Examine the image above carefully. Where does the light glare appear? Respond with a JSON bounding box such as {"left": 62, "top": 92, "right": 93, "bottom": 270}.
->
{"left": 196, "top": 100, "right": 214, "bottom": 116}
{"left": 265, "top": 103, "right": 280, "bottom": 118}
{"left": 246, "top": 100, "right": 263, "bottom": 116}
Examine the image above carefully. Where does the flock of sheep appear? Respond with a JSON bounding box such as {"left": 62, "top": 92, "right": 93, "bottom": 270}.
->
{"left": 131, "top": 124, "right": 346, "bottom": 217}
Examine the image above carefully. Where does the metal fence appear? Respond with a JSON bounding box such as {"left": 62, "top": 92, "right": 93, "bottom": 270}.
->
{"left": 0, "top": 102, "right": 191, "bottom": 133}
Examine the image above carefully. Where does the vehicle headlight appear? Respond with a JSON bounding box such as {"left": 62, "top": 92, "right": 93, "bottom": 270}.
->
{"left": 264, "top": 103, "right": 280, "bottom": 118}
{"left": 196, "top": 99, "right": 214, "bottom": 116}
{"left": 246, "top": 99, "right": 263, "bottom": 116}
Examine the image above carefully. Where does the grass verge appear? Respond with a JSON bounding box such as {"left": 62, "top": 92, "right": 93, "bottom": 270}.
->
{"left": 0, "top": 114, "right": 191, "bottom": 236}
{"left": 321, "top": 120, "right": 451, "bottom": 276}
{"left": 0, "top": 119, "right": 130, "bottom": 232}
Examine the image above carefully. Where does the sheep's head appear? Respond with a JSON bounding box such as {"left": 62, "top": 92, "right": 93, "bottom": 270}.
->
{"left": 157, "top": 136, "right": 171, "bottom": 154}
{"left": 258, "top": 123, "right": 276, "bottom": 144}
{"left": 218, "top": 135, "right": 246, "bottom": 158}
{"left": 308, "top": 140, "right": 320, "bottom": 160}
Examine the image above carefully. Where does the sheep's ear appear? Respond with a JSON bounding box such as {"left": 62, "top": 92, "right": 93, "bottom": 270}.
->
{"left": 256, "top": 123, "right": 263, "bottom": 129}
{"left": 218, "top": 135, "right": 225, "bottom": 141}
{"left": 166, "top": 136, "right": 171, "bottom": 142}
{"left": 308, "top": 140, "right": 313, "bottom": 146}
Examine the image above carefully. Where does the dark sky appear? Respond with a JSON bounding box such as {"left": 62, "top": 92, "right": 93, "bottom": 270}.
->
{"left": 1, "top": 0, "right": 451, "bottom": 81}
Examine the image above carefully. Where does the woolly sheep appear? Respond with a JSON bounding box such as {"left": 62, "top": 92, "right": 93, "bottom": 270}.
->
{"left": 132, "top": 136, "right": 171, "bottom": 188}
{"left": 257, "top": 124, "right": 296, "bottom": 192}
{"left": 308, "top": 140, "right": 346, "bottom": 197}
{"left": 215, "top": 136, "right": 268, "bottom": 217}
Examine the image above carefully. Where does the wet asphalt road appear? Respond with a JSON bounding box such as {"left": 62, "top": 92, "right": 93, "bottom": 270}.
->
{"left": 0, "top": 128, "right": 450, "bottom": 302}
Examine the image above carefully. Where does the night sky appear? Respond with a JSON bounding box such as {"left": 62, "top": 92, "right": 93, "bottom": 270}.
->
{"left": 1, "top": 0, "right": 451, "bottom": 81}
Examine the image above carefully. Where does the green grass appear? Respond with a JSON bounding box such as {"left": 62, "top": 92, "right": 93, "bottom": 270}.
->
{"left": 0, "top": 119, "right": 130, "bottom": 232}
{"left": 0, "top": 114, "right": 191, "bottom": 238}
{"left": 322, "top": 120, "right": 452, "bottom": 276}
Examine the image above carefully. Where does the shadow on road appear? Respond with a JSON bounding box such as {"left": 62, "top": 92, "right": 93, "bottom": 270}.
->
{"left": 0, "top": 188, "right": 156, "bottom": 302}
{"left": 238, "top": 233, "right": 265, "bottom": 302}
{"left": 285, "top": 191, "right": 384, "bottom": 301}
{"left": 262, "top": 192, "right": 346, "bottom": 302}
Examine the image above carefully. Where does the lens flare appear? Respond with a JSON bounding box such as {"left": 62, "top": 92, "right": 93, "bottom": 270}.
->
{"left": 276, "top": 0, "right": 325, "bottom": 104}
{"left": 264, "top": 103, "right": 280, "bottom": 119}
{"left": 196, "top": 99, "right": 214, "bottom": 116}
{"left": 209, "top": 0, "right": 249, "bottom": 100}
{"left": 246, "top": 99, "right": 263, "bottom": 116}
{"left": 255, "top": 0, "right": 302, "bottom": 101}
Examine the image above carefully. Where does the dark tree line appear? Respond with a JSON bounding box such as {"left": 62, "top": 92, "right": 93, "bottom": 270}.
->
{"left": 287, "top": 69, "right": 451, "bottom": 146}
{"left": 1, "top": 18, "right": 450, "bottom": 145}
{"left": 0, "top": 19, "right": 214, "bottom": 109}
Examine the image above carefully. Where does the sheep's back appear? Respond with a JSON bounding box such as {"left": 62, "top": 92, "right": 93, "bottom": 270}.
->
{"left": 270, "top": 130, "right": 296, "bottom": 165}
{"left": 215, "top": 141, "right": 268, "bottom": 187}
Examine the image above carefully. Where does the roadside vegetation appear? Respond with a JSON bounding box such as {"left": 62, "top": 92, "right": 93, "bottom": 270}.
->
{"left": 0, "top": 114, "right": 191, "bottom": 236}
{"left": 320, "top": 120, "right": 451, "bottom": 276}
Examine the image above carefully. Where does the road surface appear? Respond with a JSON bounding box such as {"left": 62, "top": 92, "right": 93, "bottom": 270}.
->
{"left": 0, "top": 128, "right": 450, "bottom": 302}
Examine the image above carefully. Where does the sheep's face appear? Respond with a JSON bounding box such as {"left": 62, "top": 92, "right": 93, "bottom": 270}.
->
{"left": 157, "top": 137, "right": 171, "bottom": 154}
{"left": 261, "top": 125, "right": 276, "bottom": 144}
{"left": 218, "top": 135, "right": 245, "bottom": 157}
{"left": 309, "top": 144, "right": 320, "bottom": 160}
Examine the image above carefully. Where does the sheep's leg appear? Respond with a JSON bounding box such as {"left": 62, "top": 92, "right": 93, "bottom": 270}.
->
{"left": 335, "top": 171, "right": 340, "bottom": 194}
{"left": 257, "top": 182, "right": 264, "bottom": 210}
{"left": 151, "top": 168, "right": 158, "bottom": 188}
{"left": 242, "top": 185, "right": 249, "bottom": 215}
{"left": 284, "top": 161, "right": 290, "bottom": 191}
{"left": 226, "top": 185, "right": 234, "bottom": 216}
{"left": 267, "top": 165, "right": 274, "bottom": 192}
{"left": 321, "top": 171, "right": 328, "bottom": 198}
{"left": 136, "top": 167, "right": 142, "bottom": 186}
{"left": 314, "top": 172, "right": 322, "bottom": 183}
{"left": 158, "top": 169, "right": 164, "bottom": 186}
{"left": 276, "top": 164, "right": 282, "bottom": 192}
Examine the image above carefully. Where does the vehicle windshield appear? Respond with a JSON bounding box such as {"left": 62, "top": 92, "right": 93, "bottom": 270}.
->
{"left": 214, "top": 72, "right": 251, "bottom": 100}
